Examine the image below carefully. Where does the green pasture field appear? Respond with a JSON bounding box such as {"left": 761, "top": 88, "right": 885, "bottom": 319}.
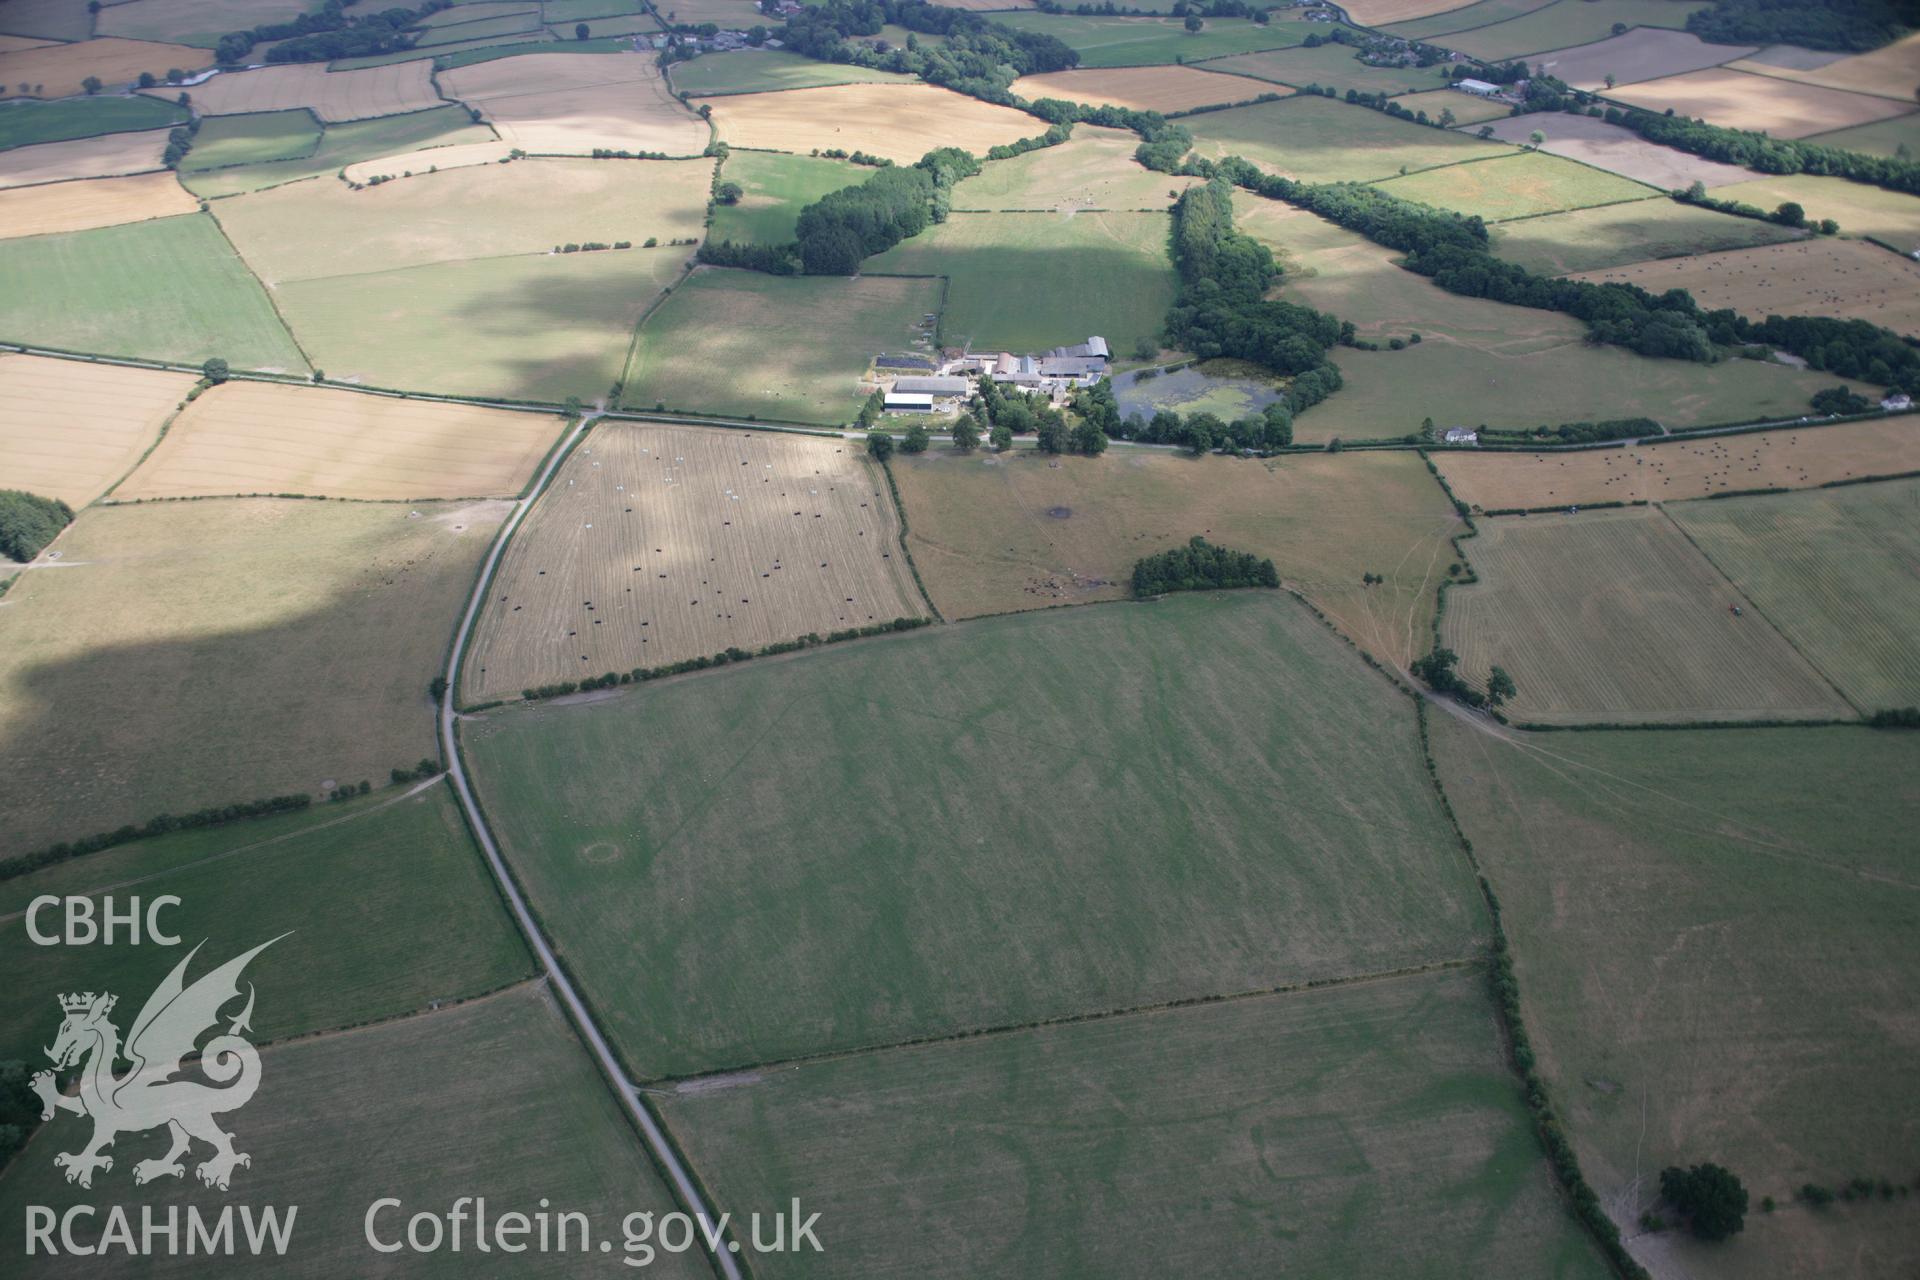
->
{"left": 277, "top": 245, "right": 686, "bottom": 402}
{"left": 464, "top": 592, "right": 1485, "bottom": 1079}
{"left": 544, "top": 0, "right": 649, "bottom": 20}
{"left": 1382, "top": 0, "right": 1558, "bottom": 40}
{"left": 332, "top": 29, "right": 552, "bottom": 69}
{"left": 1669, "top": 477, "right": 1920, "bottom": 710}
{"left": 0, "top": 781, "right": 531, "bottom": 1051}
{"left": 415, "top": 9, "right": 544, "bottom": 45}
{"left": 951, "top": 123, "right": 1200, "bottom": 211}
{"left": 1440, "top": 0, "right": 1707, "bottom": 61}
{"left": 0, "top": 498, "right": 505, "bottom": 857}
{"left": 0, "top": 983, "right": 712, "bottom": 1280}
{"left": 670, "top": 48, "right": 918, "bottom": 95}
{"left": 865, "top": 209, "right": 1175, "bottom": 356}
{"left": 549, "top": 11, "right": 662, "bottom": 38}
{"left": 1487, "top": 198, "right": 1804, "bottom": 274}
{"left": 1440, "top": 507, "right": 1851, "bottom": 723}
{"left": 991, "top": 12, "right": 1307, "bottom": 67}
{"left": 622, "top": 267, "right": 941, "bottom": 422}
{"left": 1432, "top": 717, "right": 1920, "bottom": 1280}
{"left": 1803, "top": 114, "right": 1920, "bottom": 160}
{"left": 180, "top": 104, "right": 499, "bottom": 198}
{"left": 710, "top": 149, "right": 866, "bottom": 245}
{"left": 93, "top": 0, "right": 317, "bottom": 47}
{"left": 0, "top": 95, "right": 186, "bottom": 150}
{"left": 1185, "top": 93, "right": 1515, "bottom": 183}
{"left": 1708, "top": 173, "right": 1920, "bottom": 254}
{"left": 0, "top": 214, "right": 308, "bottom": 371}
{"left": 1201, "top": 41, "right": 1455, "bottom": 94}
{"left": 0, "top": 0, "right": 95, "bottom": 40}
{"left": 1371, "top": 150, "right": 1656, "bottom": 221}
{"left": 660, "top": 969, "right": 1609, "bottom": 1278}
{"left": 1392, "top": 86, "right": 1513, "bottom": 124}
{"left": 177, "top": 109, "right": 321, "bottom": 172}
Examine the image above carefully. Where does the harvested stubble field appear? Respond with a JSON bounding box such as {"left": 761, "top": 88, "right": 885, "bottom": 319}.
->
{"left": 0, "top": 782, "right": 532, "bottom": 1047}
{"left": 0, "top": 215, "right": 308, "bottom": 372}
{"left": 0, "top": 354, "right": 195, "bottom": 507}
{"left": 440, "top": 50, "right": 708, "bottom": 155}
{"left": 146, "top": 60, "right": 443, "bottom": 121}
{"left": 94, "top": 0, "right": 318, "bottom": 47}
{"left": 709, "top": 82, "right": 1037, "bottom": 164}
{"left": 464, "top": 422, "right": 922, "bottom": 700}
{"left": 1670, "top": 477, "right": 1920, "bottom": 710}
{"left": 180, "top": 103, "right": 496, "bottom": 198}
{"left": 1340, "top": 0, "right": 1482, "bottom": 23}
{"left": 1432, "top": 418, "right": 1920, "bottom": 511}
{"left": 1570, "top": 237, "right": 1920, "bottom": 337}
{"left": 1010, "top": 65, "right": 1278, "bottom": 113}
{"left": 1476, "top": 113, "right": 1752, "bottom": 189}
{"left": 464, "top": 592, "right": 1486, "bottom": 1078}
{"left": 1185, "top": 94, "right": 1515, "bottom": 183}
{"left": 709, "top": 149, "right": 866, "bottom": 245}
{"left": 416, "top": 9, "right": 543, "bottom": 45}
{"left": 659, "top": 969, "right": 1609, "bottom": 1278}
{"left": 1201, "top": 42, "right": 1455, "bottom": 95}
{"left": 1728, "top": 31, "right": 1920, "bottom": 103}
{"left": 891, "top": 447, "right": 1463, "bottom": 668}
{"left": 177, "top": 109, "right": 320, "bottom": 172}
{"left": 1372, "top": 150, "right": 1655, "bottom": 221}
{"left": 865, "top": 210, "right": 1176, "bottom": 357}
{"left": 1392, "top": 86, "right": 1512, "bottom": 125}
{"left": 0, "top": 93, "right": 182, "bottom": 149}
{"left": 0, "top": 36, "right": 210, "bottom": 98}
{"left": 338, "top": 137, "right": 516, "bottom": 184}
{"left": 1606, "top": 66, "right": 1912, "bottom": 139}
{"left": 0, "top": 497, "right": 507, "bottom": 857}
{"left": 276, "top": 245, "right": 689, "bottom": 403}
{"left": 1528, "top": 27, "right": 1753, "bottom": 90}
{"left": 1439, "top": 0, "right": 1706, "bottom": 61}
{"left": 1382, "top": 0, "right": 1558, "bottom": 40}
{"left": 1487, "top": 197, "right": 1802, "bottom": 274}
{"left": 217, "top": 155, "right": 711, "bottom": 283}
{"left": 668, "top": 48, "right": 916, "bottom": 95}
{"left": 623, "top": 268, "right": 942, "bottom": 424}
{"left": 990, "top": 13, "right": 1306, "bottom": 68}
{"left": 116, "top": 381, "right": 563, "bottom": 501}
{"left": 1707, "top": 173, "right": 1920, "bottom": 254}
{"left": 1441, "top": 506, "right": 1851, "bottom": 723}
{"left": 0, "top": 170, "right": 196, "bottom": 238}
{"left": 1432, "top": 717, "right": 1920, "bottom": 1280}
{"left": 0, "top": 984, "right": 712, "bottom": 1280}
{"left": 951, "top": 123, "right": 1200, "bottom": 212}
{"left": 0, "top": 127, "right": 169, "bottom": 189}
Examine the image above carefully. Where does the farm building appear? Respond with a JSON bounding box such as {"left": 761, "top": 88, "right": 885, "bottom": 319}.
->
{"left": 884, "top": 391, "right": 935, "bottom": 412}
{"left": 891, "top": 376, "right": 972, "bottom": 396}
{"left": 1455, "top": 79, "right": 1501, "bottom": 97}
{"left": 1443, "top": 427, "right": 1479, "bottom": 444}
{"left": 1883, "top": 394, "right": 1912, "bottom": 411}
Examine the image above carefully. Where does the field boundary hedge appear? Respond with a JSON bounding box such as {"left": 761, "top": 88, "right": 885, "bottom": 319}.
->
{"left": 878, "top": 454, "right": 945, "bottom": 621}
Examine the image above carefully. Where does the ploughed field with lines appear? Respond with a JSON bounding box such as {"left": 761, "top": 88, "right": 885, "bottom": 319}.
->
{"left": 1475, "top": 113, "right": 1755, "bottom": 190}
{"left": 1605, "top": 66, "right": 1915, "bottom": 139}
{"left": 140, "top": 60, "right": 443, "bottom": 121}
{"left": 0, "top": 128, "right": 171, "bottom": 189}
{"left": 439, "top": 49, "right": 710, "bottom": 155}
{"left": 0, "top": 354, "right": 196, "bottom": 507}
{"left": 463, "top": 422, "right": 924, "bottom": 702}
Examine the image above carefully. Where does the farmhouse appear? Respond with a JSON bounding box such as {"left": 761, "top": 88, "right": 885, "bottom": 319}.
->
{"left": 1454, "top": 78, "right": 1502, "bottom": 97}
{"left": 1443, "top": 427, "right": 1479, "bottom": 444}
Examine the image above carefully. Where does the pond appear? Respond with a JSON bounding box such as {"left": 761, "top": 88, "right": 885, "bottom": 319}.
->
{"left": 1112, "top": 358, "right": 1288, "bottom": 425}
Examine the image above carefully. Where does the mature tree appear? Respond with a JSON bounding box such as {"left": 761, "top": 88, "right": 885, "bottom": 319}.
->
{"left": 1774, "top": 200, "right": 1805, "bottom": 227}
{"left": 857, "top": 386, "right": 885, "bottom": 428}
{"left": 901, "top": 421, "right": 931, "bottom": 454}
{"left": 1477, "top": 124, "right": 1495, "bottom": 139}
{"left": 81, "top": 75, "right": 103, "bottom": 95}
{"left": 1487, "top": 665, "right": 1517, "bottom": 706}
{"left": 989, "top": 423, "right": 1013, "bottom": 452}
{"left": 866, "top": 429, "right": 894, "bottom": 460}
{"left": 1527, "top": 129, "right": 1545, "bottom": 148}
{"left": 1183, "top": 13, "right": 1203, "bottom": 32}
{"left": 1661, "top": 1164, "right": 1748, "bottom": 1242}
{"left": 575, "top": 22, "right": 590, "bottom": 38}
{"left": 1069, "top": 418, "right": 1107, "bottom": 456}
{"left": 1603, "top": 72, "right": 1616, "bottom": 89}
{"left": 1437, "top": 107, "right": 1455, "bottom": 128}
{"left": 951, "top": 412, "right": 980, "bottom": 453}
{"left": 1034, "top": 411, "right": 1068, "bottom": 455}
{"left": 202, "top": 357, "right": 229, "bottom": 384}
{"left": 715, "top": 180, "right": 743, "bottom": 204}
{"left": 137, "top": 71, "right": 157, "bottom": 88}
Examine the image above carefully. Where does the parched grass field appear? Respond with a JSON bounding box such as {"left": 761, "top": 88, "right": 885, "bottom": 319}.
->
{"left": 0, "top": 354, "right": 195, "bottom": 507}
{"left": 1570, "top": 237, "right": 1920, "bottom": 337}
{"left": 1341, "top": 0, "right": 1482, "bottom": 23}
{"left": 1669, "top": 477, "right": 1920, "bottom": 710}
{"left": 547, "top": 11, "right": 662, "bottom": 38}
{"left": 1372, "top": 151, "right": 1655, "bottom": 221}
{"left": 277, "top": 245, "right": 689, "bottom": 402}
{"left": 709, "top": 148, "right": 865, "bottom": 245}
{"left": 1706, "top": 173, "right": 1920, "bottom": 254}
{"left": 669, "top": 48, "right": 917, "bottom": 95}
{"left": 1010, "top": 65, "right": 1278, "bottom": 113}
{"left": 339, "top": 137, "right": 516, "bottom": 184}
{"left": 176, "top": 109, "right": 320, "bottom": 172}
{"left": 1607, "top": 66, "right": 1912, "bottom": 139}
{"left": 179, "top": 103, "right": 497, "bottom": 198}
{"left": 648, "top": 0, "right": 761, "bottom": 23}
{"left": 659, "top": 970, "right": 1610, "bottom": 1278}
{"left": 865, "top": 210, "right": 1175, "bottom": 357}
{"left": 336, "top": 29, "right": 555, "bottom": 70}
{"left": 0, "top": 127, "right": 170, "bottom": 189}
{"left": 116, "top": 381, "right": 563, "bottom": 501}
{"left": 1432, "top": 418, "right": 1920, "bottom": 511}
{"left": 623, "top": 268, "right": 941, "bottom": 423}
{"left": 465, "top": 592, "right": 1486, "bottom": 1078}
{"left": 217, "top": 156, "right": 711, "bottom": 283}
{"left": 1803, "top": 113, "right": 1920, "bottom": 161}
{"left": 145, "top": 60, "right": 444, "bottom": 121}
{"left": 1186, "top": 94, "right": 1516, "bottom": 183}
{"left": 0, "top": 781, "right": 532, "bottom": 1049}
{"left": 1488, "top": 198, "right": 1803, "bottom": 274}
{"left": 1432, "top": 717, "right": 1920, "bottom": 1280}
{"left": 1393, "top": 86, "right": 1513, "bottom": 125}
{"left": 0, "top": 214, "right": 308, "bottom": 371}
{"left": 891, "top": 447, "right": 1463, "bottom": 668}
{"left": 1202, "top": 42, "right": 1456, "bottom": 94}
{"left": 1382, "top": 0, "right": 1557, "bottom": 40}
{"left": 417, "top": 9, "right": 544, "bottom": 46}
{"left": 1476, "top": 113, "right": 1753, "bottom": 189}
{"left": 951, "top": 123, "right": 1199, "bottom": 212}
{"left": 990, "top": 13, "right": 1306, "bottom": 68}
{"left": 1440, "top": 507, "right": 1851, "bottom": 723}
{"left": 1440, "top": 0, "right": 1706, "bottom": 62}
{"left": 709, "top": 82, "right": 1037, "bottom": 164}
{"left": 1529, "top": 26, "right": 1753, "bottom": 90}
{"left": 440, "top": 49, "right": 708, "bottom": 155}
{"left": 1728, "top": 31, "right": 1920, "bottom": 103}
{"left": 0, "top": 497, "right": 507, "bottom": 857}
{"left": 0, "top": 36, "right": 211, "bottom": 98}
{"left": 95, "top": 0, "right": 315, "bottom": 47}
{"left": 0, "top": 93, "right": 183, "bottom": 149}
{"left": 464, "top": 422, "right": 923, "bottom": 700}
{"left": 0, "top": 983, "right": 712, "bottom": 1280}
{"left": 0, "top": 170, "right": 197, "bottom": 238}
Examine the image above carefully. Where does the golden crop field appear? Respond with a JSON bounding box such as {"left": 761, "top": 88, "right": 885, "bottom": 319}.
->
{"left": 0, "top": 127, "right": 169, "bottom": 189}
{"left": 0, "top": 36, "right": 210, "bottom": 98}
{"left": 1570, "top": 237, "right": 1920, "bottom": 337}
{"left": 1728, "top": 31, "right": 1920, "bottom": 102}
{"left": 1706, "top": 173, "right": 1920, "bottom": 254}
{"left": 1434, "top": 418, "right": 1920, "bottom": 511}
{"left": 0, "top": 35, "right": 58, "bottom": 53}
{"left": 0, "top": 171, "right": 196, "bottom": 239}
{"left": 440, "top": 51, "right": 708, "bottom": 155}
{"left": 1607, "top": 66, "right": 1913, "bottom": 139}
{"left": 710, "top": 83, "right": 1040, "bottom": 164}
{"left": 462, "top": 421, "right": 925, "bottom": 701}
{"left": 340, "top": 138, "right": 515, "bottom": 185}
{"left": 1010, "top": 66, "right": 1279, "bottom": 113}
{"left": 1340, "top": 0, "right": 1476, "bottom": 22}
{"left": 950, "top": 124, "right": 1201, "bottom": 211}
{"left": 114, "top": 381, "right": 565, "bottom": 501}
{"left": 141, "top": 60, "right": 442, "bottom": 121}
{"left": 0, "top": 354, "right": 196, "bottom": 507}
{"left": 1441, "top": 507, "right": 1852, "bottom": 724}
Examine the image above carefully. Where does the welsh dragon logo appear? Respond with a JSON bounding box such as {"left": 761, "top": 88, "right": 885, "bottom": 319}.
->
{"left": 32, "top": 937, "right": 283, "bottom": 1192}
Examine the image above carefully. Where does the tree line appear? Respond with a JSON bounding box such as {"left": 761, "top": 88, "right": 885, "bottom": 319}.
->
{"left": 213, "top": 0, "right": 453, "bottom": 66}
{"left": 0, "top": 489, "right": 72, "bottom": 563}
{"left": 779, "top": 0, "right": 1078, "bottom": 102}
{"left": 1686, "top": 0, "right": 1918, "bottom": 52}
{"left": 1131, "top": 536, "right": 1279, "bottom": 597}
{"left": 1603, "top": 105, "right": 1920, "bottom": 197}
